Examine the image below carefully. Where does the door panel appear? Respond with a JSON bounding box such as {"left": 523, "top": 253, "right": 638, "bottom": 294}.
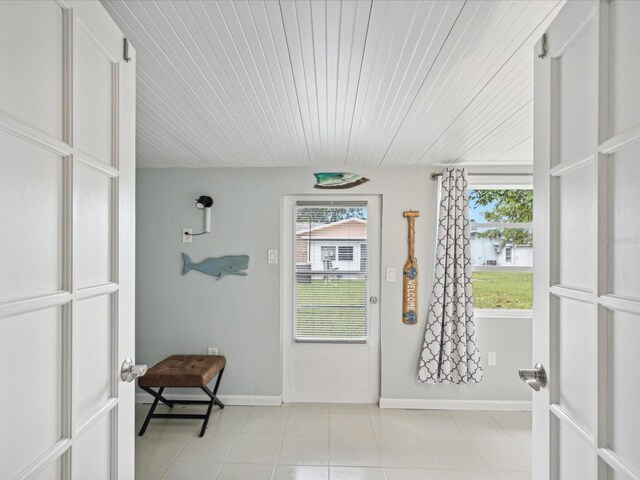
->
{"left": 73, "top": 23, "right": 115, "bottom": 165}
{"left": 557, "top": 298, "right": 595, "bottom": 432}
{"left": 607, "top": 143, "right": 640, "bottom": 298}
{"left": 558, "top": 166, "right": 595, "bottom": 290}
{"left": 293, "top": 344, "right": 370, "bottom": 394}
{"left": 0, "top": 307, "right": 63, "bottom": 480}
{"left": 74, "top": 295, "right": 113, "bottom": 424}
{"left": 75, "top": 164, "right": 113, "bottom": 288}
{"left": 0, "top": 1, "right": 135, "bottom": 478}
{"left": 608, "top": 311, "right": 640, "bottom": 473}
{"left": 72, "top": 413, "right": 112, "bottom": 480}
{"left": 0, "top": 1, "right": 64, "bottom": 140}
{"left": 608, "top": 1, "right": 640, "bottom": 136}
{"left": 533, "top": 1, "right": 640, "bottom": 479}
{"left": 0, "top": 131, "right": 64, "bottom": 302}
{"left": 557, "top": 421, "right": 596, "bottom": 480}
{"left": 557, "top": 18, "right": 597, "bottom": 164}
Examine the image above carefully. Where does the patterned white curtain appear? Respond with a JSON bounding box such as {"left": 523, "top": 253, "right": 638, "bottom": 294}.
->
{"left": 418, "top": 168, "right": 483, "bottom": 384}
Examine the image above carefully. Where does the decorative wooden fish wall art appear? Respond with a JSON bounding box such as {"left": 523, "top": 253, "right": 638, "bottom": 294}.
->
{"left": 181, "top": 253, "right": 249, "bottom": 280}
{"left": 402, "top": 211, "right": 420, "bottom": 325}
{"left": 313, "top": 172, "right": 369, "bottom": 189}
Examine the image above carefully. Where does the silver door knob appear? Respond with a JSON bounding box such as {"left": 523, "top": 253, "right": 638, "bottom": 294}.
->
{"left": 370, "top": 296, "right": 378, "bottom": 304}
{"left": 518, "top": 363, "right": 547, "bottom": 391}
{"left": 121, "top": 358, "right": 147, "bottom": 383}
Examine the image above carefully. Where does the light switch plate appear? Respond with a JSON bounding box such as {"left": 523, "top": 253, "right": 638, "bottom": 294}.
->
{"left": 182, "top": 228, "right": 192, "bottom": 243}
{"left": 386, "top": 268, "right": 396, "bottom": 282}
{"left": 268, "top": 249, "right": 278, "bottom": 264}
{"left": 488, "top": 352, "right": 497, "bottom": 366}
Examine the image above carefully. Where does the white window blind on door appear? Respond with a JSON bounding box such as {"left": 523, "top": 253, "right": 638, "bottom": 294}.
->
{"left": 295, "top": 201, "right": 368, "bottom": 342}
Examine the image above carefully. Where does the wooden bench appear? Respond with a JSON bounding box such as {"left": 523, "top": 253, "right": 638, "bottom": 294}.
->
{"left": 137, "top": 355, "right": 226, "bottom": 437}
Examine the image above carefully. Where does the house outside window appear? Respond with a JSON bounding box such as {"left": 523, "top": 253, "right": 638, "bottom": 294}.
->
{"left": 468, "top": 182, "right": 533, "bottom": 314}
{"left": 294, "top": 204, "right": 368, "bottom": 342}
{"left": 338, "top": 246, "right": 354, "bottom": 261}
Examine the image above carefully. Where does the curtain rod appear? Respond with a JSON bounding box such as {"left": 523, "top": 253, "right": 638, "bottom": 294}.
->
{"left": 429, "top": 172, "right": 533, "bottom": 181}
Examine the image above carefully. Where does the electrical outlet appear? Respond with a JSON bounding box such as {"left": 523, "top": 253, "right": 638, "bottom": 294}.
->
{"left": 268, "top": 249, "right": 278, "bottom": 264}
{"left": 207, "top": 347, "right": 218, "bottom": 356}
{"left": 182, "top": 228, "right": 193, "bottom": 243}
{"left": 386, "top": 268, "right": 396, "bottom": 282}
{"left": 488, "top": 352, "right": 497, "bottom": 366}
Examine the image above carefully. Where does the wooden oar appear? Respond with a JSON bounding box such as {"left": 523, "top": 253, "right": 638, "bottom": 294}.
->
{"left": 402, "top": 211, "right": 420, "bottom": 325}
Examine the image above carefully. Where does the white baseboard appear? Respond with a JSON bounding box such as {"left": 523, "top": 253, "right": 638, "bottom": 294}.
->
{"left": 285, "top": 392, "right": 376, "bottom": 404}
{"left": 136, "top": 392, "right": 282, "bottom": 407}
{"left": 379, "top": 398, "right": 532, "bottom": 411}
{"left": 135, "top": 392, "right": 529, "bottom": 411}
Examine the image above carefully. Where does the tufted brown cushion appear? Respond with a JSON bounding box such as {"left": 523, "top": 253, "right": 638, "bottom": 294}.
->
{"left": 138, "top": 355, "right": 226, "bottom": 388}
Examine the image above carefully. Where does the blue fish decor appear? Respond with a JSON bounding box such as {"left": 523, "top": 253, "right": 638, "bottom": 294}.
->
{"left": 181, "top": 253, "right": 249, "bottom": 280}
{"left": 313, "top": 172, "right": 369, "bottom": 189}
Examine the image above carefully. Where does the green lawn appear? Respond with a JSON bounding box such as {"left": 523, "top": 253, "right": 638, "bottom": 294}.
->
{"left": 296, "top": 278, "right": 366, "bottom": 338}
{"left": 294, "top": 272, "right": 532, "bottom": 338}
{"left": 296, "top": 277, "right": 366, "bottom": 306}
{"left": 472, "top": 271, "right": 533, "bottom": 310}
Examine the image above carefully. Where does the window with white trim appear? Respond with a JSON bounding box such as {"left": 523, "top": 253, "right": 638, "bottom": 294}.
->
{"left": 468, "top": 185, "right": 533, "bottom": 311}
{"left": 338, "top": 246, "right": 354, "bottom": 261}
{"left": 360, "top": 244, "right": 367, "bottom": 272}
{"left": 294, "top": 202, "right": 368, "bottom": 342}
{"left": 321, "top": 246, "right": 336, "bottom": 262}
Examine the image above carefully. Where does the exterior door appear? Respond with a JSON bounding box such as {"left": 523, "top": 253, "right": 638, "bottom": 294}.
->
{"left": 0, "top": 1, "right": 136, "bottom": 478}
{"left": 282, "top": 196, "right": 381, "bottom": 403}
{"left": 532, "top": 1, "right": 640, "bottom": 478}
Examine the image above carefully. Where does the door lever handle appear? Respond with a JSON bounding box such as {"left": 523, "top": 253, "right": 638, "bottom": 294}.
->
{"left": 518, "top": 363, "right": 547, "bottom": 391}
{"left": 121, "top": 358, "right": 148, "bottom": 383}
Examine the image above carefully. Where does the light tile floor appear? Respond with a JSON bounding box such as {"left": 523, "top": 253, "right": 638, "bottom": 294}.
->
{"left": 135, "top": 403, "right": 532, "bottom": 480}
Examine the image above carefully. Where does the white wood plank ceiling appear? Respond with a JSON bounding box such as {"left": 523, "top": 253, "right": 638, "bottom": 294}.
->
{"left": 102, "top": 0, "right": 563, "bottom": 168}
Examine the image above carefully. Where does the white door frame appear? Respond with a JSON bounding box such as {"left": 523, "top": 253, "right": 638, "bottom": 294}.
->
{"left": 281, "top": 195, "right": 381, "bottom": 403}
{"left": 533, "top": 1, "right": 640, "bottom": 478}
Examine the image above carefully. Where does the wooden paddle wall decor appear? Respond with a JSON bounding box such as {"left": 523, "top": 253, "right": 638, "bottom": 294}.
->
{"left": 402, "top": 211, "right": 420, "bottom": 325}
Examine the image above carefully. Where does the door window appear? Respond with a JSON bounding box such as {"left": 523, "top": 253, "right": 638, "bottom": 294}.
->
{"left": 294, "top": 202, "right": 368, "bottom": 342}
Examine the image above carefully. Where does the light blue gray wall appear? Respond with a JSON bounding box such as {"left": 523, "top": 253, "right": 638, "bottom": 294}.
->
{"left": 136, "top": 166, "right": 531, "bottom": 402}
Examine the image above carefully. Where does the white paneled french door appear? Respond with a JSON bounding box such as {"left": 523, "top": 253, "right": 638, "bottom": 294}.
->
{"left": 0, "top": 1, "right": 136, "bottom": 478}
{"left": 532, "top": 1, "right": 640, "bottom": 478}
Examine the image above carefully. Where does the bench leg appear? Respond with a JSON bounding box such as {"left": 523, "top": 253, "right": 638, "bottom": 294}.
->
{"left": 141, "top": 386, "right": 175, "bottom": 409}
{"left": 139, "top": 387, "right": 166, "bottom": 436}
{"left": 199, "top": 390, "right": 216, "bottom": 437}
{"left": 198, "top": 368, "right": 225, "bottom": 436}
{"left": 211, "top": 367, "right": 225, "bottom": 409}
